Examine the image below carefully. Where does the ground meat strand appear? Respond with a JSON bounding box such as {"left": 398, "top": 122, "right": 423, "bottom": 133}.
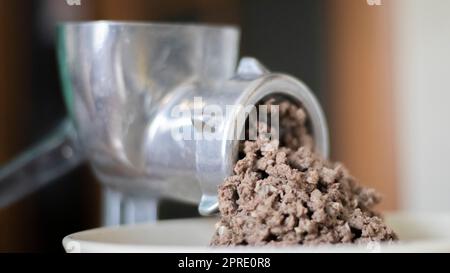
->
{"left": 211, "top": 101, "right": 397, "bottom": 246}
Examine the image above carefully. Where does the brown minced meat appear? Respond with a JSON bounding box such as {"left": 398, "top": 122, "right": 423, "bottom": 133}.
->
{"left": 211, "top": 100, "right": 397, "bottom": 246}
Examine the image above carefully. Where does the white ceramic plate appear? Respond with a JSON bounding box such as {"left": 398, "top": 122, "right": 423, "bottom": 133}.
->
{"left": 63, "top": 212, "right": 450, "bottom": 253}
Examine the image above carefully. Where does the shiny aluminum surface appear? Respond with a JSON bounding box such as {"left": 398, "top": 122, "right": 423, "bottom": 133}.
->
{"left": 0, "top": 22, "right": 328, "bottom": 222}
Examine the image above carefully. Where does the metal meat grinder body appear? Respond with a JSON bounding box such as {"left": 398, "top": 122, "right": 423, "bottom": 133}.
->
{"left": 0, "top": 22, "right": 329, "bottom": 225}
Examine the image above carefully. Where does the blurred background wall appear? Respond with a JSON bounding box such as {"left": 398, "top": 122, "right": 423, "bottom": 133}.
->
{"left": 392, "top": 0, "right": 450, "bottom": 212}
{"left": 326, "top": 0, "right": 397, "bottom": 210}
{"left": 1, "top": 0, "right": 448, "bottom": 252}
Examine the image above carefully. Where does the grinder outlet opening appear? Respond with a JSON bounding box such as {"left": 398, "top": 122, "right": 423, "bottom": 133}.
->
{"left": 233, "top": 93, "right": 315, "bottom": 164}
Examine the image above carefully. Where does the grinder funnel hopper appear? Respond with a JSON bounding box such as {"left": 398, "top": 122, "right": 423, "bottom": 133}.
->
{"left": 0, "top": 21, "right": 329, "bottom": 225}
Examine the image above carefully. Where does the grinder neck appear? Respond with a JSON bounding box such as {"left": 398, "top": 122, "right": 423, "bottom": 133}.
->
{"left": 195, "top": 58, "right": 329, "bottom": 215}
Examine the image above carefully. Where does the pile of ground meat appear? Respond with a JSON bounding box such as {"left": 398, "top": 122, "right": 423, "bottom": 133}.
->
{"left": 211, "top": 100, "right": 397, "bottom": 246}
